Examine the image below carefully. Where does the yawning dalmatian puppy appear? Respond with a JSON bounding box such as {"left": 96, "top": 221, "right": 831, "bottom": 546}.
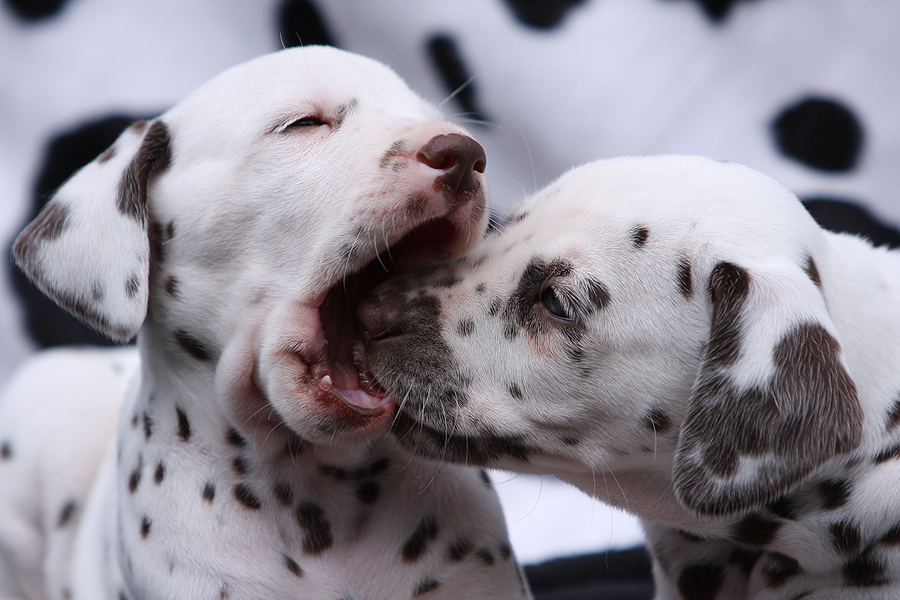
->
{"left": 0, "top": 46, "right": 530, "bottom": 600}
{"left": 359, "top": 155, "right": 900, "bottom": 599}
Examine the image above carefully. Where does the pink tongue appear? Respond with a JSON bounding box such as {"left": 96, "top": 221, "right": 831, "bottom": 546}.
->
{"left": 320, "top": 369, "right": 386, "bottom": 411}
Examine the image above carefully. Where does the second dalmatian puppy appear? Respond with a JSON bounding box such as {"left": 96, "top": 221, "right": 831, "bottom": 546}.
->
{"left": 360, "top": 155, "right": 900, "bottom": 599}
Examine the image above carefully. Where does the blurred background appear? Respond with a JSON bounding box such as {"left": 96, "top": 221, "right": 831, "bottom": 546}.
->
{"left": 1, "top": 1, "right": 898, "bottom": 597}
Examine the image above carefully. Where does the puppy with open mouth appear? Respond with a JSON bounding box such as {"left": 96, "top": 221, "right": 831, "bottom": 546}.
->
{"left": 1, "top": 46, "right": 530, "bottom": 600}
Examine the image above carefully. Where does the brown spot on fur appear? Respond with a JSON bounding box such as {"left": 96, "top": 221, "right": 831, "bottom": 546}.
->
{"left": 117, "top": 120, "right": 171, "bottom": 225}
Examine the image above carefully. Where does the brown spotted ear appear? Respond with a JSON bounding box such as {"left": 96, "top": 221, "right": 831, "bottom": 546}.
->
{"left": 673, "top": 261, "right": 862, "bottom": 516}
{"left": 13, "top": 120, "right": 170, "bottom": 342}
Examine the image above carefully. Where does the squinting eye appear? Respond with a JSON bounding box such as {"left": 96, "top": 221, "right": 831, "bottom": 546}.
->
{"left": 541, "top": 286, "right": 573, "bottom": 321}
{"left": 286, "top": 116, "right": 326, "bottom": 128}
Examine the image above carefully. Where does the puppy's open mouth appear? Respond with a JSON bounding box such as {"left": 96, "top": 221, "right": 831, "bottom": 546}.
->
{"left": 299, "top": 217, "right": 460, "bottom": 425}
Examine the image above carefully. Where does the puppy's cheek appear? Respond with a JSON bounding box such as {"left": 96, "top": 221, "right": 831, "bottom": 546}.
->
{"left": 215, "top": 322, "right": 284, "bottom": 444}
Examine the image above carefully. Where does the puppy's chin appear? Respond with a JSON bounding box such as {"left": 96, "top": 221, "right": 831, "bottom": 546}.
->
{"left": 215, "top": 304, "right": 395, "bottom": 449}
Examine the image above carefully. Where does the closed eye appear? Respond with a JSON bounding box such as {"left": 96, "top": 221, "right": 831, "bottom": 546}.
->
{"left": 285, "top": 116, "right": 326, "bottom": 128}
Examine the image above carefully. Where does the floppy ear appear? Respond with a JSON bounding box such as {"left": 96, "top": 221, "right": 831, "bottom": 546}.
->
{"left": 673, "top": 260, "right": 863, "bottom": 516}
{"left": 13, "top": 120, "right": 171, "bottom": 342}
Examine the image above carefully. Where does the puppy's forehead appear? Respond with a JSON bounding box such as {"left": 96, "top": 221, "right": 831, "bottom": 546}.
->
{"left": 517, "top": 156, "right": 820, "bottom": 258}
{"left": 165, "top": 46, "right": 438, "bottom": 132}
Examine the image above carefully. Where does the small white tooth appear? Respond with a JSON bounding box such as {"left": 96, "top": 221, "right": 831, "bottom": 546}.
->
{"left": 320, "top": 375, "right": 333, "bottom": 391}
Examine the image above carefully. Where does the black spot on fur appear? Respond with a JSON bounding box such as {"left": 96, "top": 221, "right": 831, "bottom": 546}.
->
{"left": 175, "top": 406, "right": 191, "bottom": 441}
{"left": 380, "top": 140, "right": 407, "bottom": 171}
{"left": 332, "top": 99, "right": 358, "bottom": 130}
{"left": 762, "top": 553, "right": 802, "bottom": 588}
{"left": 507, "top": 383, "right": 523, "bottom": 400}
{"left": 501, "top": 0, "right": 587, "bottom": 28}
{"left": 843, "top": 548, "right": 888, "bottom": 587}
{"left": 414, "top": 579, "right": 441, "bottom": 596}
{"left": 202, "top": 483, "right": 215, "bottom": 503}
{"left": 456, "top": 318, "right": 475, "bottom": 337}
{"left": 767, "top": 495, "right": 801, "bottom": 521}
{"left": 426, "top": 34, "right": 489, "bottom": 123}
{"left": 887, "top": 398, "right": 900, "bottom": 432}
{"left": 677, "top": 563, "right": 723, "bottom": 600}
{"left": 274, "top": 481, "right": 294, "bottom": 507}
{"left": 128, "top": 456, "right": 143, "bottom": 494}
{"left": 703, "top": 262, "right": 749, "bottom": 368}
{"left": 643, "top": 406, "right": 672, "bottom": 435}
{"left": 117, "top": 120, "right": 171, "bottom": 224}
{"left": 164, "top": 276, "right": 179, "bottom": 297}
{"left": 731, "top": 513, "right": 782, "bottom": 546}
{"left": 499, "top": 542, "right": 512, "bottom": 561}
{"left": 830, "top": 520, "right": 863, "bottom": 554}
{"left": 560, "top": 435, "right": 580, "bottom": 446}
{"left": 819, "top": 479, "right": 853, "bottom": 509}
{"left": 140, "top": 516, "right": 151, "bottom": 538}
{"left": 174, "top": 329, "right": 213, "bottom": 362}
{"left": 57, "top": 500, "right": 77, "bottom": 528}
{"left": 773, "top": 96, "right": 864, "bottom": 172}
{"left": 630, "top": 226, "right": 649, "bottom": 248}
{"left": 804, "top": 256, "right": 822, "bottom": 288}
{"left": 0, "top": 441, "right": 11, "bottom": 460}
{"left": 125, "top": 274, "right": 140, "bottom": 299}
{"left": 355, "top": 481, "right": 380, "bottom": 505}
{"left": 225, "top": 428, "right": 246, "bottom": 448}
{"left": 447, "top": 537, "right": 473, "bottom": 563}
{"left": 233, "top": 484, "right": 261, "bottom": 510}
{"left": 474, "top": 548, "right": 495, "bottom": 566}
{"left": 142, "top": 412, "right": 153, "bottom": 439}
{"left": 153, "top": 461, "right": 165, "bottom": 484}
{"left": 728, "top": 548, "right": 763, "bottom": 576}
{"left": 402, "top": 516, "right": 439, "bottom": 562}
{"left": 874, "top": 443, "right": 900, "bottom": 464}
{"left": 880, "top": 523, "right": 900, "bottom": 545}
{"left": 232, "top": 456, "right": 249, "bottom": 476}
{"left": 278, "top": 0, "right": 336, "bottom": 48}
{"left": 677, "top": 258, "right": 693, "bottom": 298}
{"left": 283, "top": 553, "right": 303, "bottom": 577}
{"left": 296, "top": 502, "right": 333, "bottom": 554}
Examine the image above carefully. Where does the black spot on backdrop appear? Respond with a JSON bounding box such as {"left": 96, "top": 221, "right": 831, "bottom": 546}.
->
{"left": 9, "top": 114, "right": 152, "bottom": 348}
{"left": 4, "top": 0, "right": 69, "bottom": 21}
{"left": 426, "top": 34, "right": 490, "bottom": 124}
{"left": 524, "top": 547, "right": 654, "bottom": 599}
{"left": 803, "top": 197, "right": 900, "bottom": 249}
{"left": 772, "top": 97, "right": 864, "bottom": 172}
{"left": 501, "top": 0, "right": 587, "bottom": 29}
{"left": 661, "top": 0, "right": 759, "bottom": 22}
{"left": 277, "top": 0, "right": 336, "bottom": 48}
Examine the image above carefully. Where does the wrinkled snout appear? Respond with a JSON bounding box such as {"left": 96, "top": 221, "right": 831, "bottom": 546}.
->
{"left": 417, "top": 133, "right": 486, "bottom": 199}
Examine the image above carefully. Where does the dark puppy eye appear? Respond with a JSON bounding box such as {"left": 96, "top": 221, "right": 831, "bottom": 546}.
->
{"left": 541, "top": 286, "right": 572, "bottom": 321}
{"left": 286, "top": 116, "right": 326, "bottom": 128}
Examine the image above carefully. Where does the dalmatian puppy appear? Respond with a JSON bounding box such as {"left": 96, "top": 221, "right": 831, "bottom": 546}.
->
{"left": 358, "top": 155, "right": 900, "bottom": 599}
{"left": 0, "top": 46, "right": 531, "bottom": 600}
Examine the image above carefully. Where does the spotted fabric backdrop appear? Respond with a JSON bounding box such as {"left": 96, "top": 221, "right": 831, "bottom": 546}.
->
{"left": 1, "top": 1, "right": 897, "bottom": 598}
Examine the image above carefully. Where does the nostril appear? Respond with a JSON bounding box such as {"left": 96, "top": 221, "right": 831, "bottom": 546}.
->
{"left": 418, "top": 150, "right": 457, "bottom": 171}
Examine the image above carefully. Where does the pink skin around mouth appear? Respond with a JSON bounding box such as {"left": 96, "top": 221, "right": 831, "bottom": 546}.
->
{"left": 286, "top": 286, "right": 394, "bottom": 434}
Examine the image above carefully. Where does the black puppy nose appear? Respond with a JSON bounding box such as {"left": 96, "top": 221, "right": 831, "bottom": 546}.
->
{"left": 357, "top": 289, "right": 401, "bottom": 341}
{"left": 417, "top": 133, "right": 486, "bottom": 197}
